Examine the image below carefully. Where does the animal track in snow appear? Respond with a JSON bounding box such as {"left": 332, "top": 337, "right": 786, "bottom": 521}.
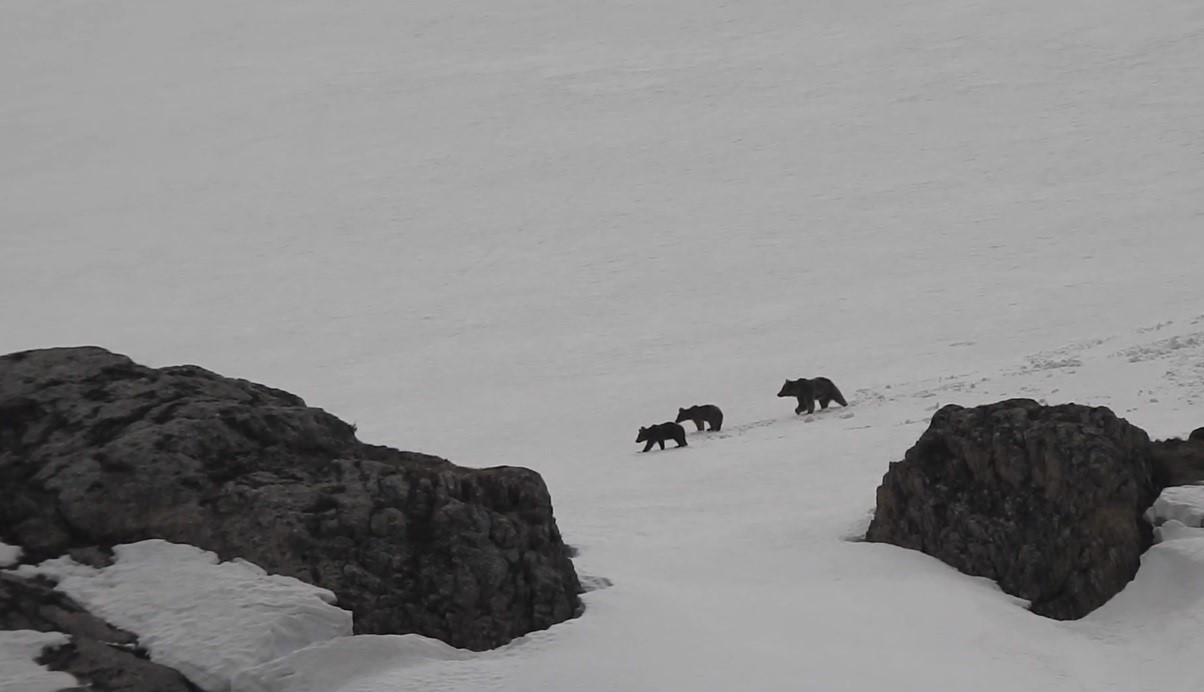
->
{"left": 1113, "top": 332, "right": 1204, "bottom": 363}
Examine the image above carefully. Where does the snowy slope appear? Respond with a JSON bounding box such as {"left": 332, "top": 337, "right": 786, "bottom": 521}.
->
{"left": 221, "top": 321, "right": 1204, "bottom": 692}
{"left": 4, "top": 0, "right": 1204, "bottom": 690}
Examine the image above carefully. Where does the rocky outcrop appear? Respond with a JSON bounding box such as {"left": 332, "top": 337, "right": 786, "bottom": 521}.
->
{"left": 0, "top": 346, "right": 581, "bottom": 651}
{"left": 0, "top": 572, "right": 200, "bottom": 691}
{"left": 865, "top": 399, "right": 1159, "bottom": 620}
{"left": 1150, "top": 436, "right": 1204, "bottom": 487}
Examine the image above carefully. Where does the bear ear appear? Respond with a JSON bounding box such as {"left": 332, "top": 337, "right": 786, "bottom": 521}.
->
{"left": 678, "top": 407, "right": 685, "bottom": 413}
{"left": 639, "top": 426, "right": 647, "bottom": 431}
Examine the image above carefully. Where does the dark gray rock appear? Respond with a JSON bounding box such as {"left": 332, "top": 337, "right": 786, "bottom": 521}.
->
{"left": 0, "top": 572, "right": 199, "bottom": 691}
{"left": 0, "top": 346, "right": 581, "bottom": 651}
{"left": 1189, "top": 426, "right": 1204, "bottom": 442}
{"left": 865, "top": 398, "right": 1158, "bottom": 620}
{"left": 1150, "top": 437, "right": 1204, "bottom": 487}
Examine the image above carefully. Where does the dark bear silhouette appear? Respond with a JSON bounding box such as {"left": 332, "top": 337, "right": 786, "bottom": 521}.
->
{"left": 675, "top": 404, "right": 723, "bottom": 432}
{"left": 1190, "top": 427, "right": 1204, "bottom": 442}
{"left": 777, "top": 377, "right": 848, "bottom": 415}
{"left": 636, "top": 422, "right": 688, "bottom": 452}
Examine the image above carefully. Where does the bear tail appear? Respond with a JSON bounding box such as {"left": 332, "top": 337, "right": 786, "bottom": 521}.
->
{"left": 831, "top": 385, "right": 848, "bottom": 407}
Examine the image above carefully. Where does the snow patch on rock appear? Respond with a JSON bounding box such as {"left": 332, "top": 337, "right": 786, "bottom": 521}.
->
{"left": 13, "top": 540, "right": 352, "bottom": 692}
{"left": 0, "top": 630, "right": 77, "bottom": 692}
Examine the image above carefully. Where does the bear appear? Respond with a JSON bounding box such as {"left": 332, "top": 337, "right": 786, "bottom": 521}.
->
{"left": 675, "top": 404, "right": 724, "bottom": 432}
{"left": 636, "top": 422, "right": 688, "bottom": 452}
{"left": 777, "top": 377, "right": 848, "bottom": 415}
{"left": 1190, "top": 427, "right": 1204, "bottom": 442}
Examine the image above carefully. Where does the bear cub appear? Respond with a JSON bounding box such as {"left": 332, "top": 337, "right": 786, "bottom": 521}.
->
{"left": 675, "top": 404, "right": 724, "bottom": 432}
{"left": 777, "top": 377, "right": 848, "bottom": 415}
{"left": 636, "top": 422, "right": 688, "bottom": 452}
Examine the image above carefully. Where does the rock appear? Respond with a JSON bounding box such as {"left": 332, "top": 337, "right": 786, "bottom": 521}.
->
{"left": 865, "top": 398, "right": 1158, "bottom": 620}
{"left": 0, "top": 572, "right": 200, "bottom": 691}
{"left": 0, "top": 346, "right": 581, "bottom": 651}
{"left": 1190, "top": 427, "right": 1204, "bottom": 442}
{"left": 1149, "top": 437, "right": 1204, "bottom": 487}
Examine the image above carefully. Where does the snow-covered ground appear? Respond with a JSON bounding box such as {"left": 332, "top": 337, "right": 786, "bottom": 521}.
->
{"left": 4, "top": 0, "right": 1204, "bottom": 689}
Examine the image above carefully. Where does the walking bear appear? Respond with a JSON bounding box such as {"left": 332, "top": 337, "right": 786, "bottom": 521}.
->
{"left": 777, "top": 377, "right": 848, "bottom": 415}
{"left": 636, "top": 422, "right": 688, "bottom": 452}
{"left": 675, "top": 404, "right": 724, "bottom": 432}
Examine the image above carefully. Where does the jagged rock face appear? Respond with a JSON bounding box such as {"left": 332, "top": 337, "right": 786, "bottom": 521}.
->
{"left": 0, "top": 346, "right": 581, "bottom": 651}
{"left": 0, "top": 572, "right": 200, "bottom": 691}
{"left": 865, "top": 399, "right": 1158, "bottom": 620}
{"left": 1150, "top": 437, "right": 1204, "bottom": 487}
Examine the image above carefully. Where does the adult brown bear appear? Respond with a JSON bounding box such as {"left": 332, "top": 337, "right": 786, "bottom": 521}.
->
{"left": 777, "top": 377, "right": 847, "bottom": 415}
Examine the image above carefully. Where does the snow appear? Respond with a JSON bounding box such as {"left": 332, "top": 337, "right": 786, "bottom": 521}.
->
{"left": 1148, "top": 486, "right": 1204, "bottom": 530}
{"left": 4, "top": 0, "right": 1204, "bottom": 690}
{"left": 231, "top": 635, "right": 472, "bottom": 692}
{"left": 1152, "top": 520, "right": 1204, "bottom": 545}
{"left": 1148, "top": 486, "right": 1204, "bottom": 545}
{"left": 0, "top": 631, "right": 77, "bottom": 692}
{"left": 0, "top": 544, "right": 20, "bottom": 568}
{"left": 12, "top": 540, "right": 352, "bottom": 692}
{"left": 1081, "top": 523, "right": 1204, "bottom": 692}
